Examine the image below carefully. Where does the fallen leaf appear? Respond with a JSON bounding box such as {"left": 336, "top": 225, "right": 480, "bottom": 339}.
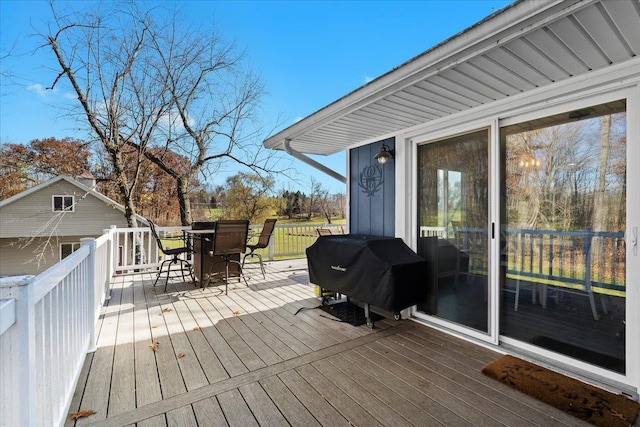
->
{"left": 177, "top": 352, "right": 185, "bottom": 358}
{"left": 150, "top": 342, "right": 159, "bottom": 351}
{"left": 162, "top": 307, "right": 172, "bottom": 313}
{"left": 69, "top": 410, "right": 96, "bottom": 420}
{"left": 233, "top": 310, "right": 241, "bottom": 316}
{"left": 192, "top": 326, "right": 201, "bottom": 330}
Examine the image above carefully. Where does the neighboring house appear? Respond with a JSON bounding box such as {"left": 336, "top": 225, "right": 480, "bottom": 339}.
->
{"left": 266, "top": 1, "right": 640, "bottom": 399}
{"left": 0, "top": 175, "right": 147, "bottom": 276}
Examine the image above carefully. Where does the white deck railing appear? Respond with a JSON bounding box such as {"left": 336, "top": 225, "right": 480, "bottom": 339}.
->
{"left": 109, "top": 223, "right": 344, "bottom": 273}
{"left": 0, "top": 234, "right": 112, "bottom": 427}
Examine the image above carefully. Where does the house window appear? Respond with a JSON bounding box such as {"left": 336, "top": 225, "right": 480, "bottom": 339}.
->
{"left": 60, "top": 242, "right": 81, "bottom": 260}
{"left": 53, "top": 195, "right": 75, "bottom": 212}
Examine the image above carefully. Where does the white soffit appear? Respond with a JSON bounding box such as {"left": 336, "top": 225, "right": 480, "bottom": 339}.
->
{"left": 263, "top": 0, "right": 640, "bottom": 155}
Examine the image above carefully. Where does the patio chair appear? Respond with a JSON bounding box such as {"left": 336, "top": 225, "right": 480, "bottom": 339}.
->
{"left": 149, "top": 219, "right": 195, "bottom": 291}
{"left": 242, "top": 218, "right": 277, "bottom": 279}
{"left": 207, "top": 219, "right": 250, "bottom": 294}
{"left": 317, "top": 228, "right": 332, "bottom": 236}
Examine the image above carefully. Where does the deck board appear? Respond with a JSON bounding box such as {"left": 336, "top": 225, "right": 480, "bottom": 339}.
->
{"left": 311, "top": 357, "right": 415, "bottom": 427}
{"left": 380, "top": 337, "right": 551, "bottom": 426}
{"left": 295, "top": 363, "right": 385, "bottom": 427}
{"left": 217, "top": 388, "right": 259, "bottom": 427}
{"left": 375, "top": 335, "right": 545, "bottom": 426}
{"left": 338, "top": 350, "right": 469, "bottom": 426}
{"left": 66, "top": 258, "right": 600, "bottom": 427}
{"left": 74, "top": 281, "right": 120, "bottom": 426}
{"left": 191, "top": 397, "right": 227, "bottom": 426}
{"left": 165, "top": 406, "right": 197, "bottom": 427}
{"left": 108, "top": 277, "right": 135, "bottom": 417}
{"left": 232, "top": 291, "right": 316, "bottom": 355}
{"left": 258, "top": 374, "right": 322, "bottom": 427}
{"left": 275, "top": 369, "right": 348, "bottom": 426}
{"left": 352, "top": 343, "right": 503, "bottom": 426}
{"left": 238, "top": 381, "right": 289, "bottom": 426}
{"left": 132, "top": 278, "right": 163, "bottom": 410}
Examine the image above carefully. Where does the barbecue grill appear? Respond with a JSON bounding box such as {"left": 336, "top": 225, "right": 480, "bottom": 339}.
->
{"left": 306, "top": 234, "right": 429, "bottom": 327}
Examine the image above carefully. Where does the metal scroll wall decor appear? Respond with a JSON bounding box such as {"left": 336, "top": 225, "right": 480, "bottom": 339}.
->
{"left": 358, "top": 163, "right": 384, "bottom": 197}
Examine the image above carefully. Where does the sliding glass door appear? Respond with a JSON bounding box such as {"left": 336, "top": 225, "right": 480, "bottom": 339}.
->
{"left": 499, "top": 100, "right": 627, "bottom": 373}
{"left": 416, "top": 129, "right": 490, "bottom": 334}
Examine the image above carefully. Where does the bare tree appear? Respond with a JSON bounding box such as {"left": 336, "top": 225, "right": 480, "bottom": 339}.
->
{"left": 132, "top": 10, "right": 279, "bottom": 225}
{"left": 592, "top": 115, "right": 611, "bottom": 232}
{"left": 315, "top": 183, "right": 332, "bottom": 223}
{"left": 331, "top": 192, "right": 347, "bottom": 219}
{"left": 304, "top": 177, "right": 323, "bottom": 220}
{"left": 40, "top": 2, "right": 165, "bottom": 227}
{"left": 39, "top": 2, "right": 284, "bottom": 227}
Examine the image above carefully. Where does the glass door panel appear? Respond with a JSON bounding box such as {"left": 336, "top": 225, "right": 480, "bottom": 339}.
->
{"left": 500, "top": 100, "right": 626, "bottom": 373}
{"left": 416, "top": 129, "right": 489, "bottom": 334}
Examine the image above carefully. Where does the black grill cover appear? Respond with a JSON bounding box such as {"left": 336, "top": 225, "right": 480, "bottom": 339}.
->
{"left": 306, "top": 235, "right": 428, "bottom": 312}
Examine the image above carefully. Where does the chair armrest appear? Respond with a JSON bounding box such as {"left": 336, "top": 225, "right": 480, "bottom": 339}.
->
{"left": 245, "top": 232, "right": 261, "bottom": 244}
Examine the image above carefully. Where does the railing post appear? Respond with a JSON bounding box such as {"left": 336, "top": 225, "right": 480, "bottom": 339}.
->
{"left": 81, "top": 238, "right": 98, "bottom": 352}
{"left": 106, "top": 226, "right": 116, "bottom": 279}
{"left": 106, "top": 227, "right": 114, "bottom": 299}
{"left": 267, "top": 234, "right": 276, "bottom": 261}
{"left": 1, "top": 276, "right": 36, "bottom": 426}
{"left": 581, "top": 228, "right": 599, "bottom": 319}
{"left": 582, "top": 228, "right": 593, "bottom": 282}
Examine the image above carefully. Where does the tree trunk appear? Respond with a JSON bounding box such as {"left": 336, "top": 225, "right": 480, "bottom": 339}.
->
{"left": 593, "top": 115, "right": 611, "bottom": 232}
{"left": 177, "top": 178, "right": 192, "bottom": 226}
{"left": 108, "top": 147, "right": 139, "bottom": 228}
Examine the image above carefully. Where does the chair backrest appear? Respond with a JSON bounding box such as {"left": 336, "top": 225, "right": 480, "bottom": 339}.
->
{"left": 148, "top": 220, "right": 164, "bottom": 250}
{"left": 254, "top": 218, "right": 278, "bottom": 249}
{"left": 317, "top": 228, "right": 332, "bottom": 236}
{"left": 212, "top": 220, "right": 250, "bottom": 256}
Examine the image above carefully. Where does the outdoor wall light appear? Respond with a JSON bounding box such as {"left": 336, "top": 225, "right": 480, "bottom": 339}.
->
{"left": 374, "top": 144, "right": 393, "bottom": 165}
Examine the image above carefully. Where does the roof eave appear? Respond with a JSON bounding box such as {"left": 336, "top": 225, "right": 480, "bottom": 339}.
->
{"left": 263, "top": 0, "right": 586, "bottom": 155}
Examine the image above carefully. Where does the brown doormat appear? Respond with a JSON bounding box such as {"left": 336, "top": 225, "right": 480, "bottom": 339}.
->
{"left": 482, "top": 355, "right": 639, "bottom": 427}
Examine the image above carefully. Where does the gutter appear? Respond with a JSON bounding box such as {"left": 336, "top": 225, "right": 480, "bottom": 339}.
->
{"left": 283, "top": 139, "right": 346, "bottom": 184}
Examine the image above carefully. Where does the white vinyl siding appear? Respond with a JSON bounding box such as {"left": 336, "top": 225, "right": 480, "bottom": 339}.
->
{"left": 0, "top": 237, "right": 92, "bottom": 276}
{"left": 0, "top": 180, "right": 130, "bottom": 238}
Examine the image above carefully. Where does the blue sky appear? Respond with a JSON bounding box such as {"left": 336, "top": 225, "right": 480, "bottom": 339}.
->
{"left": 1, "top": 0, "right": 513, "bottom": 194}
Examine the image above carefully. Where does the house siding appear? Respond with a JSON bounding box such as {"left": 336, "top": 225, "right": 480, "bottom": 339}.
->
{"left": 0, "top": 176, "right": 141, "bottom": 276}
{"left": 349, "top": 138, "right": 395, "bottom": 237}
{"left": 0, "top": 180, "right": 128, "bottom": 239}
{"left": 0, "top": 236, "right": 96, "bottom": 276}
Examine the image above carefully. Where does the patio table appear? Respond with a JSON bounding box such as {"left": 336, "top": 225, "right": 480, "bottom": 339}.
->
{"left": 184, "top": 228, "right": 240, "bottom": 287}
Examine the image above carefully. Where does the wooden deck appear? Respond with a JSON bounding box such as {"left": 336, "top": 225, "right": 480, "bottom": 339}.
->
{"left": 66, "top": 257, "right": 596, "bottom": 427}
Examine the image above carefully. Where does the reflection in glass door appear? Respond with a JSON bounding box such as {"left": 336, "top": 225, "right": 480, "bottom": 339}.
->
{"left": 416, "top": 129, "right": 489, "bottom": 334}
{"left": 500, "top": 100, "right": 626, "bottom": 373}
